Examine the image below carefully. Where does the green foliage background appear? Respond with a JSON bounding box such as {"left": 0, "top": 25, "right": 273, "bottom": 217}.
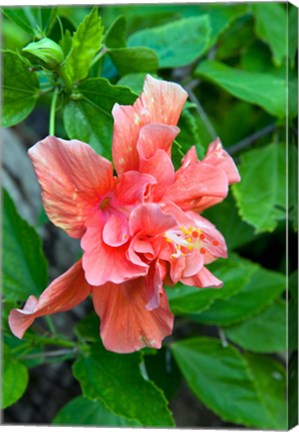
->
{"left": 1, "top": 3, "right": 298, "bottom": 428}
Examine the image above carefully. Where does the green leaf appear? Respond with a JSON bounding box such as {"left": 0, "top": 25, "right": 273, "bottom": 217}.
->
{"left": 108, "top": 47, "right": 159, "bottom": 76}
{"left": 104, "top": 15, "right": 127, "bottom": 49}
{"left": 177, "top": 108, "right": 210, "bottom": 160}
{"left": 63, "top": 7, "right": 104, "bottom": 84}
{"left": 63, "top": 77, "right": 137, "bottom": 157}
{"left": 167, "top": 254, "right": 257, "bottom": 315}
{"left": 3, "top": 189, "right": 48, "bottom": 303}
{"left": 128, "top": 16, "right": 211, "bottom": 68}
{"left": 194, "top": 60, "right": 286, "bottom": 118}
{"left": 225, "top": 300, "right": 286, "bottom": 353}
{"left": 232, "top": 143, "right": 286, "bottom": 233}
{"left": 216, "top": 14, "right": 255, "bottom": 61}
{"left": 201, "top": 4, "right": 249, "bottom": 47}
{"left": 3, "top": 7, "right": 56, "bottom": 37}
{"left": 244, "top": 353, "right": 287, "bottom": 429}
{"left": 252, "top": 3, "right": 287, "bottom": 66}
{"left": 288, "top": 6, "right": 298, "bottom": 69}
{"left": 2, "top": 50, "right": 40, "bottom": 127}
{"left": 191, "top": 263, "right": 286, "bottom": 326}
{"left": 289, "top": 271, "right": 298, "bottom": 351}
{"left": 53, "top": 396, "right": 141, "bottom": 426}
{"left": 144, "top": 347, "right": 182, "bottom": 400}
{"left": 288, "top": 352, "right": 298, "bottom": 428}
{"left": 72, "top": 343, "right": 175, "bottom": 427}
{"left": 171, "top": 337, "right": 282, "bottom": 428}
{"left": 117, "top": 72, "right": 148, "bottom": 94}
{"left": 3, "top": 344, "right": 29, "bottom": 409}
{"left": 75, "top": 311, "right": 100, "bottom": 342}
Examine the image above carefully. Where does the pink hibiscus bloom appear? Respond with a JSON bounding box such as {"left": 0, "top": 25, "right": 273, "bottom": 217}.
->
{"left": 9, "top": 75, "right": 240, "bottom": 353}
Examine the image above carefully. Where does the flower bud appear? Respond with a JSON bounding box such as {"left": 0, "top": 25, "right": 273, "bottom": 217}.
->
{"left": 22, "top": 38, "right": 64, "bottom": 70}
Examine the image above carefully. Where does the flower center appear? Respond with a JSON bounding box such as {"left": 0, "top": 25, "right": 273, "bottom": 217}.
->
{"left": 99, "top": 196, "right": 111, "bottom": 210}
{"left": 164, "top": 225, "right": 219, "bottom": 258}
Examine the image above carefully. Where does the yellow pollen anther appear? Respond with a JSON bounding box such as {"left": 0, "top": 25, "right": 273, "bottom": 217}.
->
{"left": 186, "top": 237, "right": 192, "bottom": 243}
{"left": 166, "top": 237, "right": 172, "bottom": 243}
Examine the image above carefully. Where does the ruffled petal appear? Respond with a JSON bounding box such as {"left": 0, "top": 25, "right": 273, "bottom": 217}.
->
{"left": 137, "top": 123, "right": 179, "bottom": 160}
{"left": 129, "top": 203, "right": 176, "bottom": 237}
{"left": 164, "top": 158, "right": 229, "bottom": 212}
{"left": 137, "top": 75, "right": 188, "bottom": 125}
{"left": 113, "top": 171, "right": 156, "bottom": 207}
{"left": 92, "top": 278, "right": 173, "bottom": 353}
{"left": 9, "top": 260, "right": 91, "bottom": 338}
{"left": 181, "top": 266, "right": 223, "bottom": 288}
{"left": 82, "top": 211, "right": 148, "bottom": 286}
{"left": 102, "top": 212, "right": 129, "bottom": 247}
{"left": 112, "top": 74, "right": 188, "bottom": 175}
{"left": 203, "top": 138, "right": 241, "bottom": 185}
{"left": 29, "top": 136, "right": 114, "bottom": 238}
{"left": 139, "top": 150, "right": 175, "bottom": 201}
{"left": 145, "top": 261, "right": 163, "bottom": 310}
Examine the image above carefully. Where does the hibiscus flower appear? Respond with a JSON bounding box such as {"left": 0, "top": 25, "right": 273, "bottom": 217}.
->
{"left": 9, "top": 75, "right": 240, "bottom": 353}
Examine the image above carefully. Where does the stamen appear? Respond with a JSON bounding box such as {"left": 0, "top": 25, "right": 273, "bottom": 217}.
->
{"left": 192, "top": 231, "right": 199, "bottom": 238}
{"left": 200, "top": 248, "right": 206, "bottom": 254}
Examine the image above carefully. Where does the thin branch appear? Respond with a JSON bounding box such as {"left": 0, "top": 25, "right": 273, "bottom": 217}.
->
{"left": 228, "top": 124, "right": 277, "bottom": 155}
{"left": 23, "top": 348, "right": 78, "bottom": 360}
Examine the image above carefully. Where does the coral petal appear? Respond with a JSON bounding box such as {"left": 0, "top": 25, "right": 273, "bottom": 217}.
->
{"left": 8, "top": 260, "right": 91, "bottom": 339}
{"left": 82, "top": 212, "right": 148, "bottom": 286}
{"left": 92, "top": 279, "right": 173, "bottom": 353}
{"left": 203, "top": 138, "right": 241, "bottom": 184}
{"left": 29, "top": 136, "right": 114, "bottom": 238}
{"left": 164, "top": 161, "right": 229, "bottom": 211}
{"left": 112, "top": 74, "right": 187, "bottom": 175}
{"left": 137, "top": 123, "right": 179, "bottom": 160}
{"left": 130, "top": 203, "right": 176, "bottom": 237}
{"left": 181, "top": 266, "right": 223, "bottom": 288}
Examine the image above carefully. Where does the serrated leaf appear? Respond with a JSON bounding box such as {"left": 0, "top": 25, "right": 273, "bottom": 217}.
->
{"left": 3, "top": 7, "right": 56, "bottom": 37}
{"left": 225, "top": 300, "right": 286, "bottom": 353}
{"left": 63, "top": 7, "right": 104, "bottom": 84}
{"left": 108, "top": 46, "right": 159, "bottom": 76}
{"left": 3, "top": 344, "right": 29, "bottom": 409}
{"left": 2, "top": 50, "right": 40, "bottom": 127}
{"left": 232, "top": 143, "right": 286, "bottom": 233}
{"left": 72, "top": 343, "right": 175, "bottom": 427}
{"left": 167, "top": 254, "right": 257, "bottom": 315}
{"left": 128, "top": 16, "right": 211, "bottom": 68}
{"left": 244, "top": 353, "right": 287, "bottom": 429}
{"left": 191, "top": 263, "right": 286, "bottom": 326}
{"left": 53, "top": 396, "right": 141, "bottom": 426}
{"left": 252, "top": 3, "right": 287, "bottom": 67}
{"left": 63, "top": 77, "right": 137, "bottom": 157}
{"left": 3, "top": 189, "right": 48, "bottom": 303}
{"left": 171, "top": 337, "right": 282, "bottom": 429}
{"left": 195, "top": 60, "right": 286, "bottom": 118}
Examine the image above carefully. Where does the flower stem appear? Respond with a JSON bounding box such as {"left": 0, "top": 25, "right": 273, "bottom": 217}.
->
{"left": 49, "top": 87, "right": 59, "bottom": 136}
{"left": 24, "top": 333, "right": 77, "bottom": 349}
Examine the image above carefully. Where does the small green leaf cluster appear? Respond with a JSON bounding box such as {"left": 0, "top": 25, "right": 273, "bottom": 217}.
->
{"left": 2, "top": 3, "right": 297, "bottom": 429}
